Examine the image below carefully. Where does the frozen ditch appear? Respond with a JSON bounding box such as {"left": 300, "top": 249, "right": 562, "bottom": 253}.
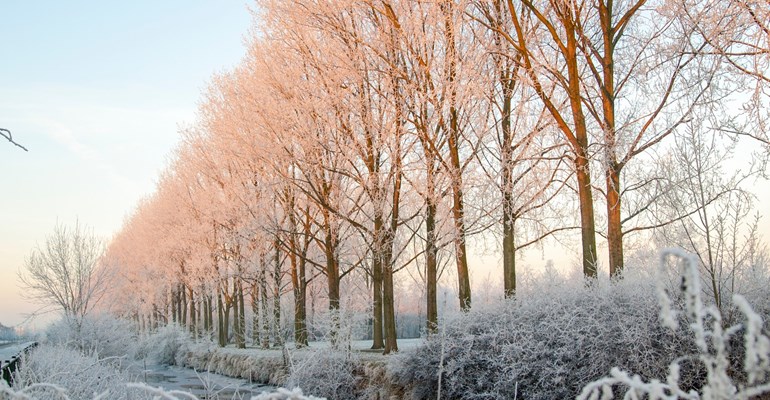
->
{"left": 128, "top": 361, "right": 276, "bottom": 399}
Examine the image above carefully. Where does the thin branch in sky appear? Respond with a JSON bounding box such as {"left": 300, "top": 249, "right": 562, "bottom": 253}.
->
{"left": 0, "top": 128, "right": 28, "bottom": 152}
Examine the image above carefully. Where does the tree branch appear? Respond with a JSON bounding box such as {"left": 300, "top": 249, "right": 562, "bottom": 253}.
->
{"left": 0, "top": 128, "right": 28, "bottom": 152}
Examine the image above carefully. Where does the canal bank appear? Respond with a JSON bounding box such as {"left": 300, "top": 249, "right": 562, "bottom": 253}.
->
{"left": 173, "top": 340, "right": 423, "bottom": 399}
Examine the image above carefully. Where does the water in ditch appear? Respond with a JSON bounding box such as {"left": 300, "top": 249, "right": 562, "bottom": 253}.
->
{"left": 129, "top": 362, "right": 276, "bottom": 400}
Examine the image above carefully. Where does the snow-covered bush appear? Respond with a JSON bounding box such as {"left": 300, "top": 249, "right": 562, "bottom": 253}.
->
{"left": 250, "top": 387, "right": 325, "bottom": 400}
{"left": 578, "top": 249, "right": 770, "bottom": 399}
{"left": 308, "top": 304, "right": 369, "bottom": 348}
{"left": 285, "top": 349, "right": 362, "bottom": 399}
{"left": 283, "top": 301, "right": 369, "bottom": 398}
{"left": 132, "top": 323, "right": 193, "bottom": 365}
{"left": 10, "top": 344, "right": 150, "bottom": 400}
{"left": 390, "top": 267, "right": 707, "bottom": 399}
{"left": 43, "top": 314, "right": 137, "bottom": 359}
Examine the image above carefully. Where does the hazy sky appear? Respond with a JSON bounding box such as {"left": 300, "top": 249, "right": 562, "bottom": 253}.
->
{"left": 0, "top": 1, "right": 252, "bottom": 327}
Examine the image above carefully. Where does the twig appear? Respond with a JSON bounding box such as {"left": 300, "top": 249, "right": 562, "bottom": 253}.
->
{"left": 0, "top": 128, "right": 28, "bottom": 152}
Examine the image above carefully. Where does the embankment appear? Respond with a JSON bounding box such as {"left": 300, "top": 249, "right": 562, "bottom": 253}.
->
{"left": 174, "top": 342, "right": 407, "bottom": 399}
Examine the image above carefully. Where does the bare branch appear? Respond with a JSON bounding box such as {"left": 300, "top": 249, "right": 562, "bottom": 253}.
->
{"left": 0, "top": 128, "right": 28, "bottom": 152}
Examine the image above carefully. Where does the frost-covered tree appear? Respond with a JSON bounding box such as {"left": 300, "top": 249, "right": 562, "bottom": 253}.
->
{"left": 655, "top": 119, "right": 766, "bottom": 312}
{"left": 19, "top": 222, "right": 109, "bottom": 326}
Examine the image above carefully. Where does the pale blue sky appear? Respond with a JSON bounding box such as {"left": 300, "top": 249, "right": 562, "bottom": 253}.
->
{"left": 0, "top": 1, "right": 253, "bottom": 327}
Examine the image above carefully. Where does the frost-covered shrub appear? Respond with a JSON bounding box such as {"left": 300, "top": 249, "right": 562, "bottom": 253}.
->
{"left": 578, "top": 249, "right": 770, "bottom": 399}
{"left": 285, "top": 304, "right": 368, "bottom": 398}
{"left": 43, "top": 314, "right": 137, "bottom": 358}
{"left": 251, "top": 387, "right": 325, "bottom": 400}
{"left": 132, "top": 323, "right": 193, "bottom": 365}
{"left": 285, "top": 349, "right": 362, "bottom": 399}
{"left": 11, "top": 344, "right": 151, "bottom": 400}
{"left": 391, "top": 268, "right": 706, "bottom": 399}
{"left": 308, "top": 304, "right": 369, "bottom": 348}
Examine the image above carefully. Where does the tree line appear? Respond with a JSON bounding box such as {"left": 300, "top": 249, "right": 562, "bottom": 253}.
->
{"left": 101, "top": 0, "right": 769, "bottom": 352}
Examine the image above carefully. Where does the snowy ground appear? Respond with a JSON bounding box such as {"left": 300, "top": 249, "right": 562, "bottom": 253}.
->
{"left": 328, "top": 338, "right": 423, "bottom": 352}
{"left": 198, "top": 338, "right": 423, "bottom": 370}
{"left": 127, "top": 360, "right": 276, "bottom": 399}
{"left": 195, "top": 338, "right": 424, "bottom": 367}
{"left": 217, "top": 338, "right": 423, "bottom": 356}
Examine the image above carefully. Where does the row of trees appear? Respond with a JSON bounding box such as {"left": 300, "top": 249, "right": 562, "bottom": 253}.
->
{"left": 103, "top": 0, "right": 768, "bottom": 352}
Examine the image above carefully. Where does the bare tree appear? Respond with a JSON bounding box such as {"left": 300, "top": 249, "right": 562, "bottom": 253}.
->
{"left": 656, "top": 120, "right": 763, "bottom": 312}
{"left": 1, "top": 128, "right": 27, "bottom": 151}
{"left": 19, "top": 222, "right": 109, "bottom": 325}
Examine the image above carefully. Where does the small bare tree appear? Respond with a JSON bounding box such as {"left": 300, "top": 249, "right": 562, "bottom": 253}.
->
{"left": 19, "top": 222, "right": 109, "bottom": 325}
{"left": 655, "top": 119, "right": 764, "bottom": 312}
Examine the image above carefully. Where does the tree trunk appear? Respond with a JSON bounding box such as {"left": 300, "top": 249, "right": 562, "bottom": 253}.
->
{"left": 238, "top": 281, "right": 246, "bottom": 348}
{"left": 233, "top": 279, "right": 245, "bottom": 348}
{"left": 426, "top": 200, "right": 438, "bottom": 334}
{"left": 566, "top": 13, "right": 599, "bottom": 278}
{"left": 501, "top": 77, "right": 517, "bottom": 298}
{"left": 273, "top": 240, "right": 283, "bottom": 346}
{"left": 575, "top": 151, "right": 599, "bottom": 278}
{"left": 217, "top": 289, "right": 226, "bottom": 347}
{"left": 449, "top": 149, "right": 471, "bottom": 310}
{"left": 290, "top": 241, "right": 308, "bottom": 348}
{"left": 606, "top": 165, "right": 623, "bottom": 277}
{"left": 382, "top": 241, "right": 398, "bottom": 354}
{"left": 196, "top": 294, "right": 201, "bottom": 333}
{"left": 502, "top": 209, "right": 516, "bottom": 297}
{"left": 202, "top": 292, "right": 209, "bottom": 333}
{"left": 599, "top": 2, "right": 623, "bottom": 277}
{"left": 295, "top": 267, "right": 308, "bottom": 346}
{"left": 201, "top": 293, "right": 206, "bottom": 333}
{"left": 181, "top": 283, "right": 188, "bottom": 327}
{"left": 171, "top": 287, "right": 178, "bottom": 324}
{"left": 322, "top": 213, "right": 341, "bottom": 346}
{"left": 443, "top": 2, "right": 471, "bottom": 311}
{"left": 420, "top": 125, "right": 440, "bottom": 334}
{"left": 207, "top": 294, "right": 213, "bottom": 335}
{"left": 260, "top": 263, "right": 270, "bottom": 349}
{"left": 371, "top": 214, "right": 385, "bottom": 350}
{"left": 188, "top": 286, "right": 196, "bottom": 337}
{"left": 251, "top": 281, "right": 260, "bottom": 346}
{"left": 232, "top": 282, "right": 239, "bottom": 343}
{"left": 223, "top": 301, "right": 231, "bottom": 346}
{"left": 155, "top": 307, "right": 160, "bottom": 330}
